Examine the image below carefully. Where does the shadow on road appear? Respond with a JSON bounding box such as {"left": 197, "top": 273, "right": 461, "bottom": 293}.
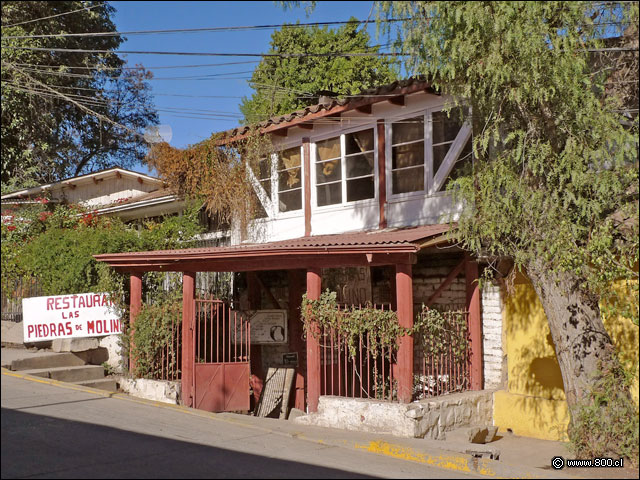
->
{"left": 1, "top": 407, "right": 377, "bottom": 479}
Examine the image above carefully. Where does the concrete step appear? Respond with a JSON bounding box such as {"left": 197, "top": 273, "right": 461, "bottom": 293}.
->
{"left": 74, "top": 378, "right": 118, "bottom": 392}
{"left": 9, "top": 352, "right": 87, "bottom": 371}
{"left": 23, "top": 365, "right": 105, "bottom": 383}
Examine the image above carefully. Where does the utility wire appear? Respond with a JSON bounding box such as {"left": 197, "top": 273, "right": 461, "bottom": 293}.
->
{"left": 1, "top": 17, "right": 409, "bottom": 39}
{"left": 8, "top": 60, "right": 261, "bottom": 71}
{"left": 2, "top": 46, "right": 406, "bottom": 57}
{"left": 1, "top": 2, "right": 107, "bottom": 28}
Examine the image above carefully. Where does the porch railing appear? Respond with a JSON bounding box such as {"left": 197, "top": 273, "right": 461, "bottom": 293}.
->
{"left": 414, "top": 310, "right": 471, "bottom": 399}
{"left": 153, "top": 306, "right": 183, "bottom": 381}
{"left": 1, "top": 276, "right": 43, "bottom": 322}
{"left": 319, "top": 303, "right": 397, "bottom": 401}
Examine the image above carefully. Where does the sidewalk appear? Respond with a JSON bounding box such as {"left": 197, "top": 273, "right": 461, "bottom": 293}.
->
{"left": 2, "top": 346, "right": 637, "bottom": 479}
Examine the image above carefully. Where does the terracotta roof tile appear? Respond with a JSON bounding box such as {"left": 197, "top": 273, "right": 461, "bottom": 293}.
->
{"left": 219, "top": 77, "right": 435, "bottom": 141}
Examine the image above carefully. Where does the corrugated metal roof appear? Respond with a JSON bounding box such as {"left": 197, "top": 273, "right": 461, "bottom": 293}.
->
{"left": 218, "top": 77, "right": 436, "bottom": 142}
{"left": 95, "top": 224, "right": 450, "bottom": 260}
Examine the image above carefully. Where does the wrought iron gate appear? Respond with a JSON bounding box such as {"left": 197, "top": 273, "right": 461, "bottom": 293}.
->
{"left": 193, "top": 298, "right": 251, "bottom": 412}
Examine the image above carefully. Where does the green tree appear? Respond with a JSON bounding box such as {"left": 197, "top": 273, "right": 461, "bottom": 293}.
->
{"left": 375, "top": 1, "right": 638, "bottom": 459}
{"left": 1, "top": 1, "right": 158, "bottom": 190}
{"left": 239, "top": 17, "right": 399, "bottom": 123}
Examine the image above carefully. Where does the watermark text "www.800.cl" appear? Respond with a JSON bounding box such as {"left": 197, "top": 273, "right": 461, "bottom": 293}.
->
{"left": 551, "top": 456, "right": 624, "bottom": 470}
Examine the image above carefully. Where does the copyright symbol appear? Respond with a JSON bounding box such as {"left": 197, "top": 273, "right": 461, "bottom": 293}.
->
{"left": 551, "top": 456, "right": 565, "bottom": 470}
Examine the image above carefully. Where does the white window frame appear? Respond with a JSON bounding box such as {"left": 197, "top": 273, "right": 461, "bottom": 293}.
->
{"left": 386, "top": 104, "right": 472, "bottom": 201}
{"left": 311, "top": 124, "right": 379, "bottom": 211}
{"left": 274, "top": 144, "right": 304, "bottom": 218}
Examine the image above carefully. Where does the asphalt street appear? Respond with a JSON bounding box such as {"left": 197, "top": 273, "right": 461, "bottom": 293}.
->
{"left": 1, "top": 373, "right": 482, "bottom": 479}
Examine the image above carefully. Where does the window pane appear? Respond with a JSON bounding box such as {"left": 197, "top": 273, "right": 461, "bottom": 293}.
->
{"left": 392, "top": 116, "right": 423, "bottom": 144}
{"left": 345, "top": 129, "right": 374, "bottom": 155}
{"left": 433, "top": 143, "right": 451, "bottom": 174}
{"left": 432, "top": 107, "right": 463, "bottom": 145}
{"left": 316, "top": 159, "right": 341, "bottom": 184}
{"left": 258, "top": 157, "right": 271, "bottom": 180}
{"left": 346, "top": 177, "right": 374, "bottom": 202}
{"left": 441, "top": 137, "right": 473, "bottom": 191}
{"left": 317, "top": 137, "right": 341, "bottom": 161}
{"left": 278, "top": 146, "right": 301, "bottom": 170}
{"left": 317, "top": 182, "right": 342, "bottom": 206}
{"left": 278, "top": 167, "right": 301, "bottom": 192}
{"left": 260, "top": 178, "right": 271, "bottom": 198}
{"left": 346, "top": 153, "right": 374, "bottom": 178}
{"left": 392, "top": 166, "right": 424, "bottom": 194}
{"left": 279, "top": 189, "right": 302, "bottom": 212}
{"left": 392, "top": 142, "right": 424, "bottom": 169}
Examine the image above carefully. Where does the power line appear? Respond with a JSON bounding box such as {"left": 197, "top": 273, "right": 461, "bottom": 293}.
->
{"left": 1, "top": 2, "right": 107, "bottom": 28}
{"left": 8, "top": 60, "right": 261, "bottom": 71}
{"left": 2, "top": 46, "right": 406, "bottom": 57}
{"left": 1, "top": 17, "right": 409, "bottom": 39}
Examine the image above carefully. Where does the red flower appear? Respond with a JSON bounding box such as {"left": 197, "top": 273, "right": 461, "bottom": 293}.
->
{"left": 7, "top": 225, "right": 16, "bottom": 231}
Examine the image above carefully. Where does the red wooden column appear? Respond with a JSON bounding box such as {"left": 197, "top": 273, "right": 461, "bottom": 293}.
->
{"left": 247, "top": 272, "right": 263, "bottom": 407}
{"left": 306, "top": 267, "right": 322, "bottom": 413}
{"left": 129, "top": 272, "right": 142, "bottom": 374}
{"left": 288, "top": 269, "right": 307, "bottom": 411}
{"left": 465, "top": 253, "right": 483, "bottom": 390}
{"left": 395, "top": 263, "right": 414, "bottom": 403}
{"left": 182, "top": 272, "right": 196, "bottom": 407}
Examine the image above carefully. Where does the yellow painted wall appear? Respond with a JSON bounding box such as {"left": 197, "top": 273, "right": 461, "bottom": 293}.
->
{"left": 494, "top": 280, "right": 639, "bottom": 441}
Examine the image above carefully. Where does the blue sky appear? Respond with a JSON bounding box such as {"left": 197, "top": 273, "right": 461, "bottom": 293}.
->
{"left": 110, "top": 1, "right": 384, "bottom": 173}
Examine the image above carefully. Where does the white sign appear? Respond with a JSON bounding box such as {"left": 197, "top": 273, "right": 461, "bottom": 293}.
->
{"left": 22, "top": 292, "right": 122, "bottom": 342}
{"left": 234, "top": 310, "right": 287, "bottom": 345}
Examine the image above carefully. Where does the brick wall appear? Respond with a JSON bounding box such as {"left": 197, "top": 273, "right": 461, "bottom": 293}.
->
{"left": 481, "top": 283, "right": 503, "bottom": 389}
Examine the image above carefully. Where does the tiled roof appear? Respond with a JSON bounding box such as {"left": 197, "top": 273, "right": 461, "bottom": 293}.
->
{"left": 218, "top": 77, "right": 436, "bottom": 142}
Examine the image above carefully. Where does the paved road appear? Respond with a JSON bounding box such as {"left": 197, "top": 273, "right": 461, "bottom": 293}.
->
{"left": 2, "top": 373, "right": 481, "bottom": 479}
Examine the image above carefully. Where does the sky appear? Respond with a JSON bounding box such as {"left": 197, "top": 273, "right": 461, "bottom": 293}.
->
{"left": 109, "top": 1, "right": 386, "bottom": 173}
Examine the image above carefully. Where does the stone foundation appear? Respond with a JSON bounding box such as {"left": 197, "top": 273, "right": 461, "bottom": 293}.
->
{"left": 118, "top": 377, "right": 181, "bottom": 404}
{"left": 294, "top": 390, "right": 494, "bottom": 439}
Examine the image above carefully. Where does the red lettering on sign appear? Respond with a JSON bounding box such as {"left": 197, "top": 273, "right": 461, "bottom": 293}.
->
{"left": 65, "top": 322, "right": 72, "bottom": 335}
{"left": 101, "top": 295, "right": 108, "bottom": 307}
{"left": 62, "top": 297, "right": 69, "bottom": 309}
{"left": 27, "top": 325, "right": 34, "bottom": 338}
{"left": 54, "top": 298, "right": 61, "bottom": 310}
{"left": 49, "top": 323, "right": 56, "bottom": 336}
{"left": 78, "top": 295, "right": 86, "bottom": 309}
{"left": 47, "top": 298, "right": 54, "bottom": 311}
{"left": 93, "top": 294, "right": 101, "bottom": 307}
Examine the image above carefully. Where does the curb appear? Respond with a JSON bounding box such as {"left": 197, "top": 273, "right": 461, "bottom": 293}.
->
{"left": 3, "top": 368, "right": 574, "bottom": 479}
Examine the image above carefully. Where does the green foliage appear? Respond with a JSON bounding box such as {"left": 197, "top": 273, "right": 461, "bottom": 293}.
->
{"left": 126, "top": 291, "right": 182, "bottom": 379}
{"left": 413, "top": 306, "right": 468, "bottom": 365}
{"left": 1, "top": 1, "right": 158, "bottom": 189}
{"left": 240, "top": 18, "right": 399, "bottom": 122}
{"left": 376, "top": 1, "right": 639, "bottom": 325}
{"left": 568, "top": 363, "right": 639, "bottom": 465}
{"left": 301, "top": 290, "right": 402, "bottom": 358}
{"left": 1, "top": 199, "right": 204, "bottom": 299}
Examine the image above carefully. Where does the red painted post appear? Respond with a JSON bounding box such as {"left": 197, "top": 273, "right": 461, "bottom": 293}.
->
{"left": 288, "top": 269, "right": 307, "bottom": 411}
{"left": 306, "top": 268, "right": 322, "bottom": 412}
{"left": 395, "top": 263, "right": 414, "bottom": 403}
{"left": 129, "top": 273, "right": 142, "bottom": 374}
{"left": 182, "top": 272, "right": 196, "bottom": 407}
{"left": 465, "top": 253, "right": 483, "bottom": 390}
{"left": 247, "top": 272, "right": 264, "bottom": 407}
